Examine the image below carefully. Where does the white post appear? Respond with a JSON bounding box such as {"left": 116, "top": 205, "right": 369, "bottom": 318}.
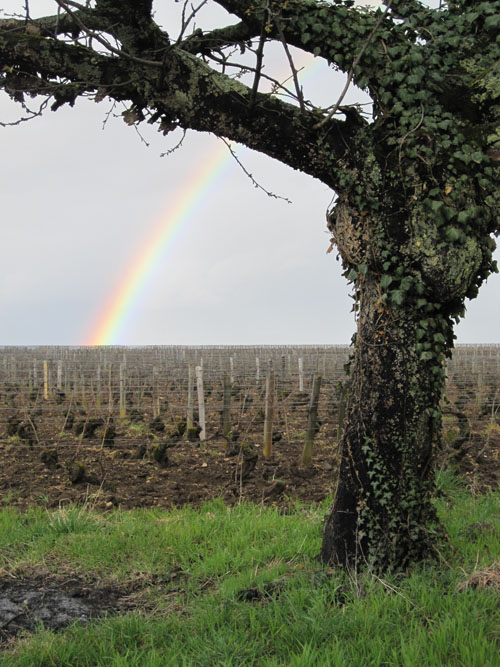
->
{"left": 298, "top": 357, "right": 304, "bottom": 392}
{"left": 195, "top": 365, "right": 206, "bottom": 441}
{"left": 187, "top": 364, "right": 195, "bottom": 429}
{"left": 263, "top": 370, "right": 275, "bottom": 459}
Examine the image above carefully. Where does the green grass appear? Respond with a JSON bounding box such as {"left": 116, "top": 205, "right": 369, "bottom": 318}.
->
{"left": 0, "top": 472, "right": 499, "bottom": 666}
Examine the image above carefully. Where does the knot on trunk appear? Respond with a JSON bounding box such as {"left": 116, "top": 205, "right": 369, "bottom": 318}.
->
{"left": 413, "top": 226, "right": 483, "bottom": 301}
{"left": 327, "top": 201, "right": 373, "bottom": 266}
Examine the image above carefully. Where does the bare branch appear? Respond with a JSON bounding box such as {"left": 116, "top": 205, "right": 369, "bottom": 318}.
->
{"left": 160, "top": 129, "right": 188, "bottom": 157}
{"left": 176, "top": 0, "right": 209, "bottom": 45}
{"left": 249, "top": 20, "right": 266, "bottom": 109}
{"left": 221, "top": 137, "right": 292, "bottom": 203}
{"left": 272, "top": 17, "right": 305, "bottom": 114}
{"left": 179, "top": 21, "right": 257, "bottom": 55}
{"left": 206, "top": 52, "right": 305, "bottom": 104}
{"left": 0, "top": 96, "right": 50, "bottom": 126}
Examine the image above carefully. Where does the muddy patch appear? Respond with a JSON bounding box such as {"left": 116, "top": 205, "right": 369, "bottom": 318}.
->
{"left": 0, "top": 573, "right": 142, "bottom": 643}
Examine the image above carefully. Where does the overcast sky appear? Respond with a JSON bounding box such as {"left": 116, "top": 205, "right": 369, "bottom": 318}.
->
{"left": 1, "top": 0, "right": 498, "bottom": 346}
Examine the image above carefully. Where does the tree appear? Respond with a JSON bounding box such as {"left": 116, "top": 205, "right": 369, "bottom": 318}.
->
{"left": 1, "top": 0, "right": 499, "bottom": 570}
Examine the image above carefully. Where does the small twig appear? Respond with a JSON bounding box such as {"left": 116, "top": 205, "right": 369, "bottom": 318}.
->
{"left": 101, "top": 100, "right": 117, "bottom": 130}
{"left": 62, "top": 396, "right": 74, "bottom": 433}
{"left": 54, "top": 3, "right": 61, "bottom": 37}
{"left": 0, "top": 97, "right": 50, "bottom": 126}
{"left": 132, "top": 120, "right": 150, "bottom": 146}
{"left": 221, "top": 137, "right": 292, "bottom": 203}
{"left": 208, "top": 53, "right": 302, "bottom": 102}
{"left": 160, "top": 129, "right": 188, "bottom": 157}
{"left": 176, "top": 0, "right": 209, "bottom": 45}
{"left": 273, "top": 17, "right": 305, "bottom": 113}
{"left": 249, "top": 23, "right": 267, "bottom": 108}
{"left": 314, "top": 0, "right": 392, "bottom": 130}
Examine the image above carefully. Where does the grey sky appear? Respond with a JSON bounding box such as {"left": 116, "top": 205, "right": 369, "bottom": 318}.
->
{"left": 0, "top": 1, "right": 498, "bottom": 345}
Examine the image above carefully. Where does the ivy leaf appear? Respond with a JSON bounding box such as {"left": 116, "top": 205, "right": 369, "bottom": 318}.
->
{"left": 428, "top": 199, "right": 444, "bottom": 213}
{"left": 380, "top": 274, "right": 393, "bottom": 288}
{"left": 390, "top": 290, "right": 405, "bottom": 306}
{"left": 485, "top": 15, "right": 500, "bottom": 29}
{"left": 400, "top": 276, "right": 413, "bottom": 292}
{"left": 446, "top": 227, "right": 461, "bottom": 242}
{"left": 346, "top": 268, "right": 358, "bottom": 281}
{"left": 357, "top": 263, "right": 369, "bottom": 276}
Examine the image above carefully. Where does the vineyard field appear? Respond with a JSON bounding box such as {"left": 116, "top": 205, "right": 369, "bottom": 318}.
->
{"left": 0, "top": 345, "right": 499, "bottom": 511}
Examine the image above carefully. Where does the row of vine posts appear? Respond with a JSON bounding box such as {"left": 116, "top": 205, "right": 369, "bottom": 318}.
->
{"left": 1, "top": 345, "right": 500, "bottom": 469}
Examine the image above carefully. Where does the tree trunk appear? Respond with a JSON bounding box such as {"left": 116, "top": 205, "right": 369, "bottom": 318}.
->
{"left": 321, "top": 277, "right": 446, "bottom": 571}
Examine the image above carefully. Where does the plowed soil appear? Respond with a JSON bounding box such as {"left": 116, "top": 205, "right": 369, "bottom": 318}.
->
{"left": 0, "top": 433, "right": 339, "bottom": 512}
{"left": 0, "top": 416, "right": 498, "bottom": 514}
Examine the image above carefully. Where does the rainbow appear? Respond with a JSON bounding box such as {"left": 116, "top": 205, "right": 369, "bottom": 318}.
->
{"left": 85, "top": 57, "right": 324, "bottom": 345}
{"left": 84, "top": 141, "right": 232, "bottom": 345}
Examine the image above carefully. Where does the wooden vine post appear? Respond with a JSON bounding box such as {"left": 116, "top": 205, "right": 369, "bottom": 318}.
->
{"left": 222, "top": 373, "right": 232, "bottom": 438}
{"left": 263, "top": 370, "right": 275, "bottom": 459}
{"left": 96, "top": 364, "right": 101, "bottom": 409}
{"left": 119, "top": 362, "right": 126, "bottom": 418}
{"left": 81, "top": 370, "right": 87, "bottom": 409}
{"left": 43, "top": 360, "right": 49, "bottom": 400}
{"left": 301, "top": 374, "right": 322, "bottom": 466}
{"left": 108, "top": 363, "right": 113, "bottom": 414}
{"left": 186, "top": 364, "right": 195, "bottom": 430}
{"left": 298, "top": 358, "right": 304, "bottom": 393}
{"left": 56, "top": 360, "right": 63, "bottom": 391}
{"left": 153, "top": 365, "right": 160, "bottom": 418}
{"left": 195, "top": 365, "right": 206, "bottom": 442}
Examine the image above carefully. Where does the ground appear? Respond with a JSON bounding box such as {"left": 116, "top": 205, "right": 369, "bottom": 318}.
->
{"left": 0, "top": 571, "right": 142, "bottom": 645}
{"left": 0, "top": 425, "right": 339, "bottom": 513}
{"left": 1, "top": 360, "right": 500, "bottom": 645}
{"left": 0, "top": 395, "right": 498, "bottom": 513}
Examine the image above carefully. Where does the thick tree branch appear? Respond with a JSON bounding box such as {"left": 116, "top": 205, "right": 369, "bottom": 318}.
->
{"left": 214, "top": 0, "right": 402, "bottom": 64}
{"left": 2, "top": 8, "right": 106, "bottom": 39}
{"left": 179, "top": 21, "right": 258, "bottom": 54}
{"left": 0, "top": 22, "right": 358, "bottom": 189}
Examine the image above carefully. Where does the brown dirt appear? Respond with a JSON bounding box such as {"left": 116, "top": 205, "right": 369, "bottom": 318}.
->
{"left": 0, "top": 416, "right": 340, "bottom": 513}
{"left": 0, "top": 411, "right": 499, "bottom": 514}
{"left": 437, "top": 414, "right": 500, "bottom": 492}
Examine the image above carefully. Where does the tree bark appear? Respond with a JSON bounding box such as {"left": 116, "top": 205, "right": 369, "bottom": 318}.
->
{"left": 321, "top": 278, "right": 443, "bottom": 570}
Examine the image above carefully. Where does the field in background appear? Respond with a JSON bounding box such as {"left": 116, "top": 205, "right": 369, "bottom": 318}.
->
{"left": 0, "top": 345, "right": 499, "bottom": 511}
